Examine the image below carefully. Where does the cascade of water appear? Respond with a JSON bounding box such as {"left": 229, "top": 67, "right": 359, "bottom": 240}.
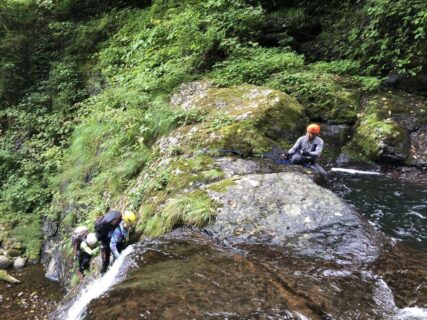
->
{"left": 330, "top": 168, "right": 381, "bottom": 175}
{"left": 60, "top": 245, "right": 135, "bottom": 320}
{"left": 373, "top": 275, "right": 427, "bottom": 320}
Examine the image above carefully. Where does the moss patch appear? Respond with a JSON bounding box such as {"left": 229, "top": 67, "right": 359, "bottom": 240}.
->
{"left": 143, "top": 190, "right": 217, "bottom": 237}
{"left": 206, "top": 178, "right": 237, "bottom": 193}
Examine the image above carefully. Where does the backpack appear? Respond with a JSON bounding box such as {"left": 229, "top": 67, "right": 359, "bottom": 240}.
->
{"left": 72, "top": 226, "right": 89, "bottom": 256}
{"left": 95, "top": 211, "right": 122, "bottom": 242}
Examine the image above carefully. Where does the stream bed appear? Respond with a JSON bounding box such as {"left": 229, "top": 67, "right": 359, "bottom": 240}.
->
{"left": 0, "top": 264, "right": 62, "bottom": 320}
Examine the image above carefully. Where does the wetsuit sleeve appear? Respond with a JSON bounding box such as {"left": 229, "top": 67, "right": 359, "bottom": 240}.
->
{"left": 288, "top": 137, "right": 303, "bottom": 154}
{"left": 80, "top": 242, "right": 99, "bottom": 256}
{"left": 309, "top": 138, "right": 323, "bottom": 157}
{"left": 110, "top": 228, "right": 122, "bottom": 259}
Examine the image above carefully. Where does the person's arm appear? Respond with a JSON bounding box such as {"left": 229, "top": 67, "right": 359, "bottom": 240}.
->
{"left": 80, "top": 242, "right": 99, "bottom": 256}
{"left": 288, "top": 137, "right": 303, "bottom": 155}
{"left": 308, "top": 138, "right": 323, "bottom": 157}
{"left": 110, "top": 229, "right": 122, "bottom": 259}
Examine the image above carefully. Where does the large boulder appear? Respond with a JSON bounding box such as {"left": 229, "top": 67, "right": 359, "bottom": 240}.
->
{"left": 350, "top": 92, "right": 426, "bottom": 166}
{"left": 205, "top": 163, "right": 383, "bottom": 265}
{"left": 167, "top": 81, "right": 307, "bottom": 156}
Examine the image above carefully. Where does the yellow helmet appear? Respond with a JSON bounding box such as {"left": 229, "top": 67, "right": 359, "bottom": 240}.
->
{"left": 123, "top": 210, "right": 136, "bottom": 224}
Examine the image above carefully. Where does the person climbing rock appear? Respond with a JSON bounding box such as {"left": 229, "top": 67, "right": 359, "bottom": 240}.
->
{"left": 72, "top": 226, "right": 89, "bottom": 258}
{"left": 78, "top": 233, "right": 99, "bottom": 280}
{"left": 285, "top": 123, "right": 327, "bottom": 175}
{"left": 110, "top": 211, "right": 136, "bottom": 260}
{"left": 95, "top": 210, "right": 136, "bottom": 274}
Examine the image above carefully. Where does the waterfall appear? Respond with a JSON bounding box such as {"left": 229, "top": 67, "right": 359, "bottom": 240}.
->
{"left": 57, "top": 245, "right": 135, "bottom": 320}
{"left": 373, "top": 276, "right": 427, "bottom": 320}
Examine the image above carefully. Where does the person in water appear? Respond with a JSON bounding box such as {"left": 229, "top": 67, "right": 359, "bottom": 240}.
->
{"left": 100, "top": 210, "right": 136, "bottom": 274}
{"left": 285, "top": 123, "right": 327, "bottom": 175}
{"left": 78, "top": 232, "right": 99, "bottom": 280}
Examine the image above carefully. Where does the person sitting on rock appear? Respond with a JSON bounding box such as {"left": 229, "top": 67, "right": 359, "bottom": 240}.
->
{"left": 286, "top": 123, "right": 324, "bottom": 166}
{"left": 78, "top": 233, "right": 99, "bottom": 280}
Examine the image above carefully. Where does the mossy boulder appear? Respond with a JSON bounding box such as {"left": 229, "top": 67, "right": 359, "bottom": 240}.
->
{"left": 266, "top": 71, "right": 362, "bottom": 124}
{"left": 353, "top": 113, "right": 410, "bottom": 163}
{"left": 303, "top": 88, "right": 360, "bottom": 124}
{"left": 350, "top": 92, "right": 425, "bottom": 165}
{"left": 170, "top": 81, "right": 307, "bottom": 156}
{"left": 7, "top": 248, "right": 22, "bottom": 257}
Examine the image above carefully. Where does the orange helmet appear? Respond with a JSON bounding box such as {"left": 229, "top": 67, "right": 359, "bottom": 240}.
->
{"left": 306, "top": 123, "right": 320, "bottom": 134}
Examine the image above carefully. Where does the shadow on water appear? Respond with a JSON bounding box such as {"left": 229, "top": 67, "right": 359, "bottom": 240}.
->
{"left": 327, "top": 172, "right": 427, "bottom": 250}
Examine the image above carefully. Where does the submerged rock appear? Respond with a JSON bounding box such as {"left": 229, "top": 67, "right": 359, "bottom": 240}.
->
{"left": 206, "top": 170, "right": 383, "bottom": 264}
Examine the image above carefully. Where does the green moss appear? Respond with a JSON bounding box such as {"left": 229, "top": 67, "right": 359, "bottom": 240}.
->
{"left": 70, "top": 273, "right": 80, "bottom": 288}
{"left": 142, "top": 190, "right": 217, "bottom": 237}
{"left": 353, "top": 113, "right": 409, "bottom": 161}
{"left": 207, "top": 178, "right": 236, "bottom": 193}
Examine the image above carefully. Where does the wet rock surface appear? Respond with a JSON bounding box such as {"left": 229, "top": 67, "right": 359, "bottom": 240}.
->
{"left": 206, "top": 171, "right": 383, "bottom": 265}
{"left": 84, "top": 230, "right": 422, "bottom": 320}
{"left": 371, "top": 243, "right": 427, "bottom": 308}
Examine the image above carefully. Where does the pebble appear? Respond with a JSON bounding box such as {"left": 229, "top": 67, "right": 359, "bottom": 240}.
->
{"left": 17, "top": 291, "right": 24, "bottom": 297}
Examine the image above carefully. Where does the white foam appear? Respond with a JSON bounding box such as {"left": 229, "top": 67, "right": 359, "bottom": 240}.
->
{"left": 397, "top": 307, "right": 427, "bottom": 320}
{"left": 373, "top": 277, "right": 427, "bottom": 320}
{"left": 65, "top": 245, "right": 135, "bottom": 320}
{"left": 331, "top": 168, "right": 381, "bottom": 175}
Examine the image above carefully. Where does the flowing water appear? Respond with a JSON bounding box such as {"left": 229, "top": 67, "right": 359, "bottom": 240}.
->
{"left": 327, "top": 172, "right": 427, "bottom": 249}
{"left": 53, "top": 172, "right": 427, "bottom": 319}
{"left": 52, "top": 246, "right": 135, "bottom": 320}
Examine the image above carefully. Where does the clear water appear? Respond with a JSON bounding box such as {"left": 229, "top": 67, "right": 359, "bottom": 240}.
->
{"left": 328, "top": 172, "right": 427, "bottom": 250}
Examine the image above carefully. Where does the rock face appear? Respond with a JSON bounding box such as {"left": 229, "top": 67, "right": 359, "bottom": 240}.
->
{"left": 205, "top": 163, "right": 383, "bottom": 265}
{"left": 351, "top": 92, "right": 426, "bottom": 166}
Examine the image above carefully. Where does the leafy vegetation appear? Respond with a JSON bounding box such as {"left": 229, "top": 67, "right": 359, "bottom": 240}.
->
{"left": 0, "top": 0, "right": 424, "bottom": 259}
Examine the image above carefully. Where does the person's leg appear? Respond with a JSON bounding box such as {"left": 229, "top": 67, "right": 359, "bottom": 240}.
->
{"left": 79, "top": 252, "right": 91, "bottom": 278}
{"left": 291, "top": 153, "right": 302, "bottom": 164}
{"left": 311, "top": 163, "right": 327, "bottom": 176}
{"left": 100, "top": 240, "right": 111, "bottom": 274}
